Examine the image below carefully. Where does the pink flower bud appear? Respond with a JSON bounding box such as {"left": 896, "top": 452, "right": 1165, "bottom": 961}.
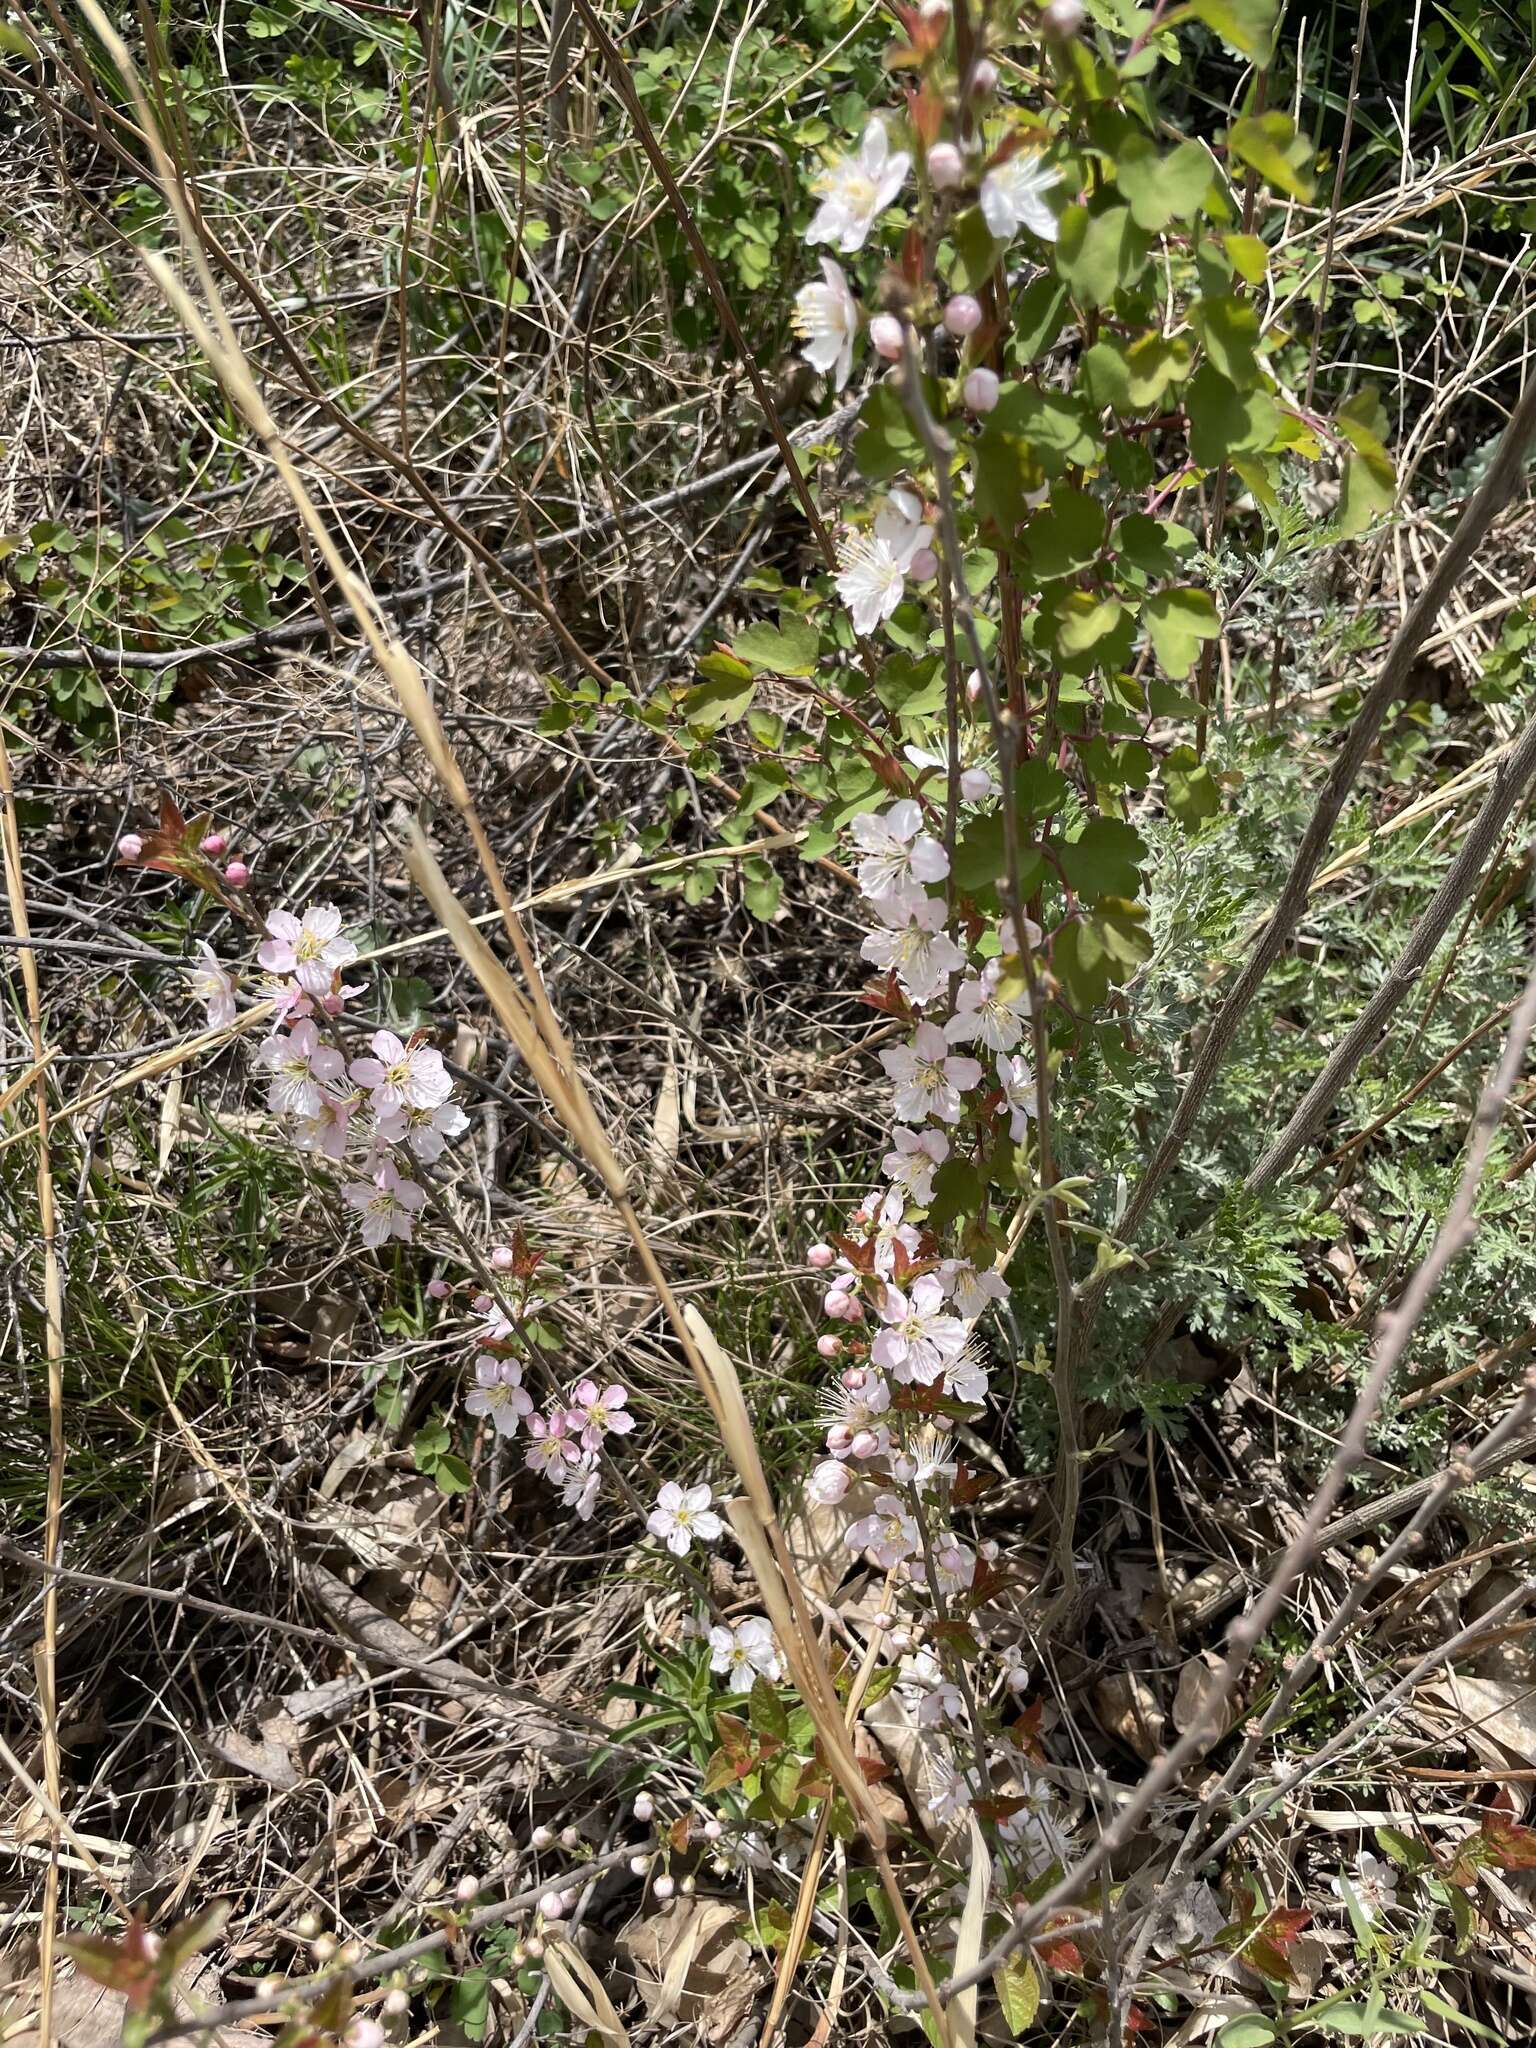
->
{"left": 823, "top": 1285, "right": 854, "bottom": 1321}
{"left": 560, "top": 1827, "right": 581, "bottom": 1851}
{"left": 223, "top": 860, "right": 250, "bottom": 887}
{"left": 1006, "top": 1663, "right": 1029, "bottom": 1691}
{"left": 141, "top": 1931, "right": 163, "bottom": 1961}
{"left": 842, "top": 1367, "right": 866, "bottom": 1390}
{"left": 873, "top": 1609, "right": 895, "bottom": 1630}
{"left": 455, "top": 1875, "right": 480, "bottom": 1903}
{"left": 909, "top": 546, "right": 939, "bottom": 581}
{"left": 844, "top": 1294, "right": 865, "bottom": 1323}
{"left": 1042, "top": 0, "right": 1085, "bottom": 36}
{"left": 963, "top": 367, "right": 1000, "bottom": 414}
{"left": 890, "top": 1452, "right": 917, "bottom": 1482}
{"left": 960, "top": 765, "right": 993, "bottom": 801}
{"left": 384, "top": 1990, "right": 410, "bottom": 2017}
{"left": 633, "top": 1793, "right": 654, "bottom": 1822}
{"left": 538, "top": 1891, "right": 565, "bottom": 1920}
{"left": 928, "top": 141, "right": 963, "bottom": 191}
{"left": 702, "top": 1818, "right": 723, "bottom": 1841}
{"left": 117, "top": 834, "right": 144, "bottom": 861}
{"left": 817, "top": 1334, "right": 843, "bottom": 1359}
{"left": 653, "top": 1874, "right": 675, "bottom": 1901}
{"left": 199, "top": 831, "right": 228, "bottom": 857}
{"left": 826, "top": 1423, "right": 853, "bottom": 1455}
{"left": 869, "top": 313, "right": 904, "bottom": 361}
{"left": 348, "top": 2023, "right": 385, "bottom": 2048}
{"left": 629, "top": 1853, "right": 650, "bottom": 1875}
{"left": 889, "top": 1628, "right": 913, "bottom": 1652}
{"left": 970, "top": 56, "right": 998, "bottom": 94}
{"left": 809, "top": 1459, "right": 851, "bottom": 1505}
{"left": 850, "top": 1429, "right": 880, "bottom": 1460}
{"left": 944, "top": 293, "right": 983, "bottom": 338}
{"left": 806, "top": 1242, "right": 835, "bottom": 1269}
{"left": 531, "top": 1825, "right": 554, "bottom": 1850}
{"left": 490, "top": 1245, "right": 516, "bottom": 1272}
{"left": 321, "top": 991, "right": 344, "bottom": 1016}
{"left": 966, "top": 668, "right": 984, "bottom": 703}
{"left": 427, "top": 1277, "right": 450, "bottom": 1299}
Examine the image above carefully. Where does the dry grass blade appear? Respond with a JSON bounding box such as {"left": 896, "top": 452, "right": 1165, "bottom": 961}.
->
{"left": 543, "top": 1938, "right": 630, "bottom": 2047}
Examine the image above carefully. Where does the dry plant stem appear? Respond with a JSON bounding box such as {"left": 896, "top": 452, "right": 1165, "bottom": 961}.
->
{"left": 0, "top": 721, "right": 66, "bottom": 2045}
{"left": 896, "top": 338, "right": 1081, "bottom": 1601}
{"left": 1247, "top": 720, "right": 1536, "bottom": 1188}
{"left": 566, "top": 0, "right": 840, "bottom": 576}
{"left": 942, "top": 949, "right": 1536, "bottom": 2005}
{"left": 1108, "top": 359, "right": 1536, "bottom": 1262}
{"left": 1304, "top": 0, "right": 1370, "bottom": 411}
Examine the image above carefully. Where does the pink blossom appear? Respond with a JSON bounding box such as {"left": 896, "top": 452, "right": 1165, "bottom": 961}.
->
{"left": 882, "top": 1125, "right": 949, "bottom": 1204}
{"left": 565, "top": 1379, "right": 634, "bottom": 1452}
{"left": 849, "top": 799, "right": 950, "bottom": 906}
{"left": 525, "top": 1409, "right": 579, "bottom": 1476}
{"left": 880, "top": 1022, "right": 983, "bottom": 1123}
{"left": 821, "top": 1371, "right": 891, "bottom": 1457}
{"left": 224, "top": 861, "right": 250, "bottom": 888}
{"left": 808, "top": 1459, "right": 851, "bottom": 1505}
{"left": 291, "top": 1089, "right": 356, "bottom": 1162}
{"left": 938, "top": 1258, "right": 1009, "bottom": 1319}
{"left": 871, "top": 1274, "right": 967, "bottom": 1384}
{"left": 188, "top": 941, "right": 237, "bottom": 1029}
{"left": 465, "top": 1353, "right": 534, "bottom": 1436}
{"left": 807, "top": 1242, "right": 835, "bottom": 1269}
{"left": 376, "top": 1097, "right": 469, "bottom": 1163}
{"left": 117, "top": 833, "right": 144, "bottom": 862}
{"left": 253, "top": 1019, "right": 346, "bottom": 1120}
{"left": 342, "top": 1157, "right": 426, "bottom": 1248}
{"left": 945, "top": 961, "right": 1031, "bottom": 1052}
{"left": 861, "top": 896, "right": 966, "bottom": 1007}
{"left": 997, "top": 1052, "right": 1038, "bottom": 1138}
{"left": 556, "top": 1456, "right": 601, "bottom": 1520}
{"left": 257, "top": 905, "right": 356, "bottom": 997}
{"left": 845, "top": 1492, "right": 919, "bottom": 1568}
{"left": 836, "top": 489, "right": 934, "bottom": 635}
{"left": 199, "top": 831, "right": 228, "bottom": 857}
{"left": 350, "top": 1029, "right": 453, "bottom": 1114}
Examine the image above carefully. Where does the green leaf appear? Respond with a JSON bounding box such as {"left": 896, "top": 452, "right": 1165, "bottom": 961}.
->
{"left": 1083, "top": 331, "right": 1192, "bottom": 414}
{"left": 1163, "top": 742, "right": 1221, "bottom": 829}
{"left": 732, "top": 612, "right": 818, "bottom": 677}
{"left": 949, "top": 205, "right": 1001, "bottom": 293}
{"left": 1181, "top": 0, "right": 1277, "bottom": 61}
{"left": 1059, "top": 816, "right": 1146, "bottom": 900}
{"left": 854, "top": 384, "right": 923, "bottom": 481}
{"left": 1055, "top": 202, "right": 1149, "bottom": 307}
{"left": 1048, "top": 592, "right": 1133, "bottom": 674}
{"left": 1186, "top": 363, "right": 1279, "bottom": 464}
{"left": 742, "top": 859, "right": 782, "bottom": 920}
{"left": 989, "top": 385, "right": 1104, "bottom": 478}
{"left": 1116, "top": 514, "right": 1198, "bottom": 580}
{"left": 1144, "top": 587, "right": 1220, "bottom": 678}
{"left": 1215, "top": 2021, "right": 1277, "bottom": 2048}
{"left": 1336, "top": 387, "right": 1395, "bottom": 536}
{"left": 1228, "top": 111, "right": 1316, "bottom": 201}
{"left": 1224, "top": 231, "right": 1268, "bottom": 283}
{"left": 1025, "top": 486, "right": 1107, "bottom": 578}
{"left": 993, "top": 1953, "right": 1041, "bottom": 2035}
{"left": 749, "top": 1675, "right": 790, "bottom": 1742}
{"left": 1055, "top": 899, "right": 1152, "bottom": 1010}
{"left": 432, "top": 1453, "right": 473, "bottom": 1496}
{"left": 1192, "top": 293, "right": 1263, "bottom": 389}
{"left": 1011, "top": 276, "right": 1070, "bottom": 362}
{"left": 1116, "top": 135, "right": 1214, "bottom": 230}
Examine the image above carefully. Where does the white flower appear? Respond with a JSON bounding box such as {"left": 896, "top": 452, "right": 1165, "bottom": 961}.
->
{"left": 864, "top": 1188, "right": 921, "bottom": 1279}
{"left": 871, "top": 1274, "right": 967, "bottom": 1385}
{"left": 917, "top": 1679, "right": 966, "bottom": 1726}
{"left": 647, "top": 1480, "right": 724, "bottom": 1556}
{"left": 350, "top": 1029, "right": 453, "bottom": 1115}
{"left": 375, "top": 1098, "right": 469, "bottom": 1164}
{"left": 945, "top": 961, "right": 1031, "bottom": 1052}
{"left": 845, "top": 1492, "right": 919, "bottom": 1569}
{"left": 556, "top": 1455, "right": 601, "bottom": 1521}
{"left": 862, "top": 896, "right": 967, "bottom": 1008}
{"left": 709, "top": 1616, "right": 783, "bottom": 1693}
{"left": 253, "top": 1019, "right": 346, "bottom": 1120}
{"left": 808, "top": 1458, "right": 852, "bottom": 1504}
{"left": 979, "top": 149, "right": 1061, "bottom": 243}
{"left": 880, "top": 1021, "right": 983, "bottom": 1123}
{"left": 792, "top": 258, "right": 859, "bottom": 390}
{"left": 850, "top": 799, "right": 950, "bottom": 905}
{"left": 944, "top": 1341, "right": 991, "bottom": 1405}
{"left": 807, "top": 119, "right": 910, "bottom": 253}
{"left": 836, "top": 489, "right": 934, "bottom": 635}
{"left": 464, "top": 1354, "right": 534, "bottom": 1436}
{"left": 882, "top": 1125, "right": 950, "bottom": 1205}
{"left": 188, "top": 942, "right": 237, "bottom": 1028}
{"left": 928, "top": 1746, "right": 979, "bottom": 1825}
{"left": 997, "top": 1051, "right": 1038, "bottom": 1139}
{"left": 342, "top": 1157, "right": 427, "bottom": 1249}
{"left": 938, "top": 1257, "right": 1008, "bottom": 1319}
{"left": 995, "top": 1769, "right": 1068, "bottom": 1877}
{"left": 1331, "top": 1849, "right": 1398, "bottom": 1924}
{"left": 257, "top": 904, "right": 358, "bottom": 998}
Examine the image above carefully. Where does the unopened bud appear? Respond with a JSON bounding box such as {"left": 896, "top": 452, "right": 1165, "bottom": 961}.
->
{"left": 970, "top": 56, "right": 998, "bottom": 94}
{"left": 223, "top": 860, "right": 250, "bottom": 887}
{"left": 943, "top": 293, "right": 983, "bottom": 338}
{"left": 702, "top": 1818, "right": 723, "bottom": 1841}
{"left": 1041, "top": 0, "right": 1085, "bottom": 37}
{"left": 559, "top": 1826, "right": 581, "bottom": 1851}
{"left": 963, "top": 367, "right": 1000, "bottom": 414}
{"left": 928, "top": 142, "right": 963, "bottom": 192}
{"left": 117, "top": 834, "right": 144, "bottom": 861}
{"left": 868, "top": 313, "right": 904, "bottom": 361}
{"left": 348, "top": 2022, "right": 385, "bottom": 2048}
{"left": 850, "top": 1428, "right": 880, "bottom": 1459}
{"left": 531, "top": 1825, "right": 554, "bottom": 1850}
{"left": 427, "top": 1277, "right": 450, "bottom": 1300}
{"left": 384, "top": 1989, "right": 410, "bottom": 2017}
{"left": 910, "top": 547, "right": 939, "bottom": 581}
{"left": 817, "top": 1333, "right": 843, "bottom": 1359}
{"left": 653, "top": 1874, "right": 675, "bottom": 1901}
{"left": 199, "top": 831, "right": 228, "bottom": 857}
{"left": 960, "top": 764, "right": 994, "bottom": 800}
{"left": 538, "top": 1891, "right": 565, "bottom": 1921}
{"left": 632, "top": 1793, "right": 654, "bottom": 1822}
{"left": 490, "top": 1245, "right": 516, "bottom": 1272}
{"left": 807, "top": 1242, "right": 835, "bottom": 1269}
{"left": 455, "top": 1875, "right": 480, "bottom": 1903}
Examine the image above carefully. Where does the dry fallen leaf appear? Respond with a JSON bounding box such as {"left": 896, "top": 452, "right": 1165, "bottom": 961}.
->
{"left": 1092, "top": 1670, "right": 1166, "bottom": 1763}
{"left": 616, "top": 1894, "right": 766, "bottom": 2038}
{"left": 1171, "top": 1651, "right": 1235, "bottom": 1747}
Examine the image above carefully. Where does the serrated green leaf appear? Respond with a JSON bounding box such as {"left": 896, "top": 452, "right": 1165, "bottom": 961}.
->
{"left": 1116, "top": 513, "right": 1198, "bottom": 580}
{"left": 733, "top": 612, "right": 819, "bottom": 677}
{"left": 1192, "top": 293, "right": 1263, "bottom": 389}
{"left": 1186, "top": 363, "right": 1279, "bottom": 463}
{"left": 1163, "top": 741, "right": 1221, "bottom": 828}
{"left": 1144, "top": 586, "right": 1220, "bottom": 678}
{"left": 1056, "top": 202, "right": 1149, "bottom": 307}
{"left": 1083, "top": 331, "right": 1192, "bottom": 413}
{"left": 1025, "top": 486, "right": 1107, "bottom": 578}
{"left": 1059, "top": 816, "right": 1146, "bottom": 900}
{"left": 1228, "top": 111, "right": 1316, "bottom": 201}
{"left": 1116, "top": 135, "right": 1214, "bottom": 230}
{"left": 993, "top": 1953, "right": 1041, "bottom": 2035}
